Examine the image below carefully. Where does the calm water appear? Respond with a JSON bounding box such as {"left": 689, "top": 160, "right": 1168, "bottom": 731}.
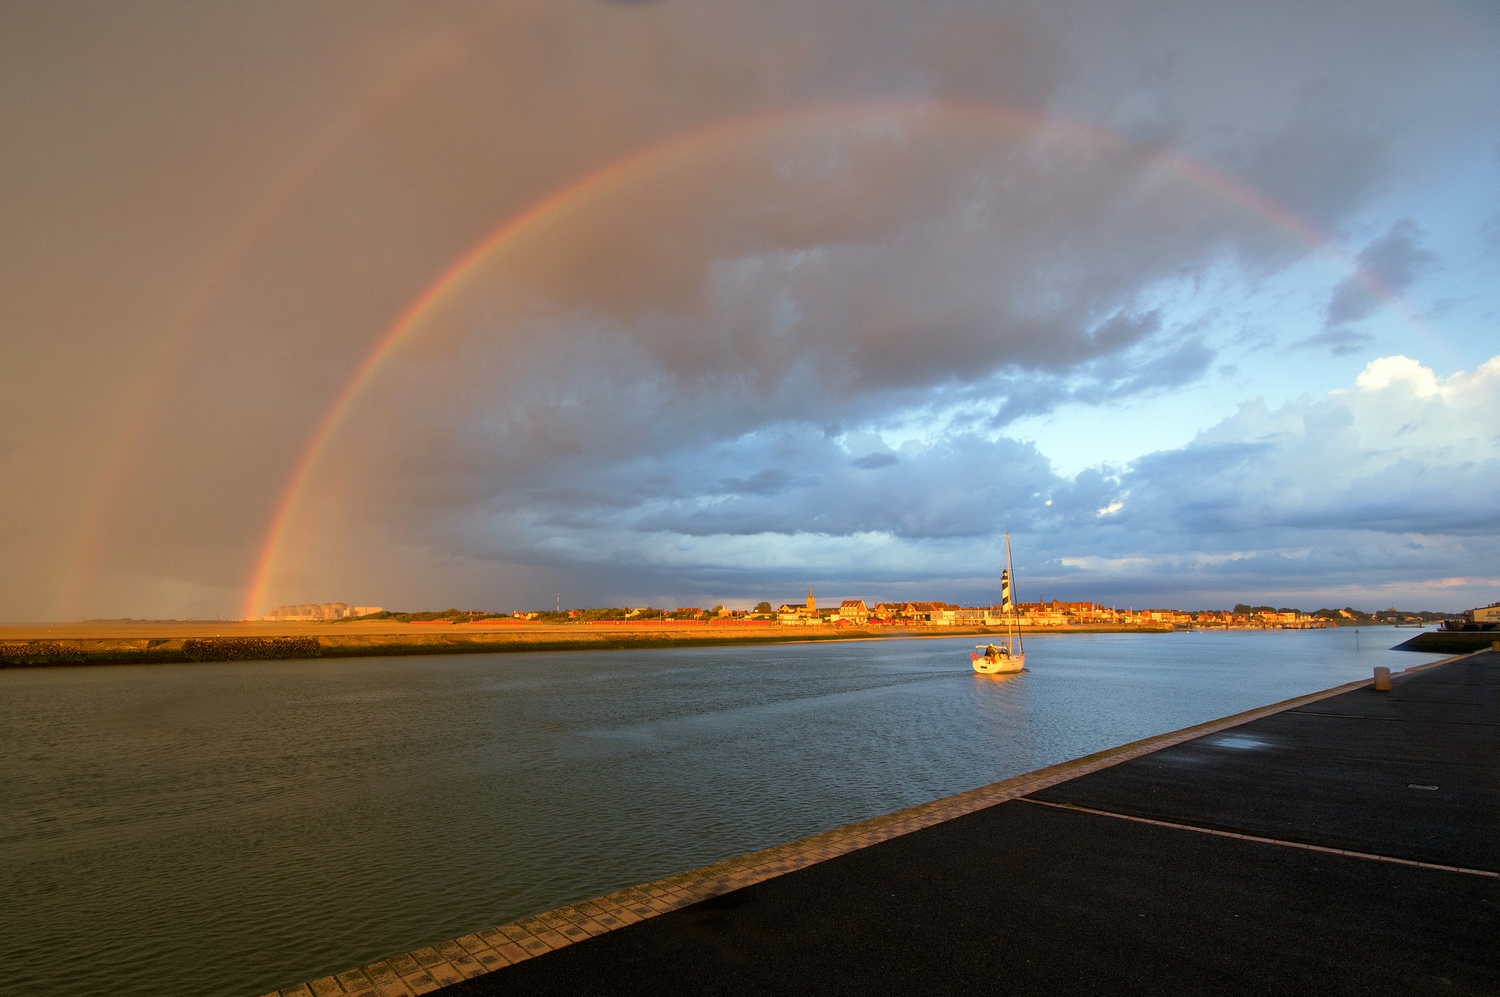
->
{"left": 0, "top": 628, "right": 1442, "bottom": 997}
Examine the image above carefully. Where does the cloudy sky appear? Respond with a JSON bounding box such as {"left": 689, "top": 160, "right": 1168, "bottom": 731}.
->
{"left": 3, "top": 1, "right": 1498, "bottom": 621}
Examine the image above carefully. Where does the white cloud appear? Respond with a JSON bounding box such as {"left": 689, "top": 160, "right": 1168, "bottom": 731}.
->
{"left": 1156, "top": 353, "right": 1500, "bottom": 534}
{"left": 1352, "top": 354, "right": 1442, "bottom": 395}
{"left": 1027, "top": 353, "right": 1499, "bottom": 605}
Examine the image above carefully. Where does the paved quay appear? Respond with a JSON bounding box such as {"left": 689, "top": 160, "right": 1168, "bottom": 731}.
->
{"left": 269, "top": 650, "right": 1498, "bottom": 997}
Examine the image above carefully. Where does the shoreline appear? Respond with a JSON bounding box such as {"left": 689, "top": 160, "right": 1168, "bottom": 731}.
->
{"left": 1, "top": 618, "right": 1437, "bottom": 670}
{"left": 0, "top": 620, "right": 1184, "bottom": 668}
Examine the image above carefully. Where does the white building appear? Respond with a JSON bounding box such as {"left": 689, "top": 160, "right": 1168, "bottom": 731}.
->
{"left": 836, "top": 599, "right": 870, "bottom": 624}
{"left": 263, "top": 602, "right": 382, "bottom": 621}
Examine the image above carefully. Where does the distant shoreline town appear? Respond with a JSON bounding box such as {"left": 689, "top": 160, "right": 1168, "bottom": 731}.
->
{"left": 8, "top": 598, "right": 1488, "bottom": 670}
{"left": 261, "top": 593, "right": 1476, "bottom": 631}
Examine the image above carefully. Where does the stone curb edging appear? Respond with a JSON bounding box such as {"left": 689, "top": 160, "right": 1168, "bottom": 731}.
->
{"left": 262, "top": 659, "right": 1478, "bottom": 997}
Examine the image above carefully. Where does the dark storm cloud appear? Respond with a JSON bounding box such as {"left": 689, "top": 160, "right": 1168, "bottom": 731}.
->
{"left": 1325, "top": 218, "right": 1438, "bottom": 327}
{"left": 986, "top": 332, "right": 1216, "bottom": 425}
{"left": 626, "top": 432, "right": 1058, "bottom": 540}
{"left": 345, "top": 352, "right": 1499, "bottom": 611}
{"left": 2, "top": 1, "right": 1497, "bottom": 618}
{"left": 718, "top": 469, "right": 795, "bottom": 496}
{"left": 1237, "top": 112, "right": 1387, "bottom": 243}
{"left": 254, "top": 43, "right": 1494, "bottom": 612}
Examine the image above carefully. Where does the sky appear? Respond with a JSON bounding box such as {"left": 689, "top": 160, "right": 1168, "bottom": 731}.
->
{"left": 2, "top": 1, "right": 1498, "bottom": 621}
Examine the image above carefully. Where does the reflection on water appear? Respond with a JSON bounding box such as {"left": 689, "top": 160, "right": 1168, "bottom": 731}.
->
{"left": 0, "top": 628, "right": 1440, "bottom": 997}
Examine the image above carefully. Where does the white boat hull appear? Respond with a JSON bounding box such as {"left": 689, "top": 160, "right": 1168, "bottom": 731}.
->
{"left": 972, "top": 651, "right": 1024, "bottom": 675}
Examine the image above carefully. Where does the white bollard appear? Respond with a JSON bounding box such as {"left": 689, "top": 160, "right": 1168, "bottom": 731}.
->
{"left": 1373, "top": 666, "right": 1391, "bottom": 691}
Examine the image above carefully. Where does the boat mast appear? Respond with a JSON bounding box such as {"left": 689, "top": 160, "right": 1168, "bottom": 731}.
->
{"left": 1005, "top": 532, "right": 1022, "bottom": 657}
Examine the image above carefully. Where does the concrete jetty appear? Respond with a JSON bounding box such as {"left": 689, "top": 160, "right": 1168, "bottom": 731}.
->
{"left": 268, "top": 650, "right": 1498, "bottom": 997}
{"left": 1392, "top": 630, "right": 1498, "bottom": 655}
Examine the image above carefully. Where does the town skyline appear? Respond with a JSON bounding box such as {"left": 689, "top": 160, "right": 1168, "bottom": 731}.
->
{"left": 253, "top": 595, "right": 1460, "bottom": 628}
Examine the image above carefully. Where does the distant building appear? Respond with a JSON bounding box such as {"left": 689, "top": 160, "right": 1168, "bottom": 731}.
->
{"left": 836, "top": 600, "right": 869, "bottom": 624}
{"left": 1012, "top": 601, "right": 1067, "bottom": 626}
{"left": 868, "top": 601, "right": 962, "bottom": 625}
{"left": 264, "top": 602, "right": 381, "bottom": 621}
{"left": 1447, "top": 602, "right": 1500, "bottom": 631}
{"left": 1256, "top": 610, "right": 1302, "bottom": 624}
{"left": 778, "top": 587, "right": 824, "bottom": 624}
{"left": 1052, "top": 601, "right": 1109, "bottom": 622}
{"left": 1007, "top": 599, "right": 1112, "bottom": 625}
{"left": 909, "top": 601, "right": 958, "bottom": 624}
{"left": 1141, "top": 608, "right": 1193, "bottom": 624}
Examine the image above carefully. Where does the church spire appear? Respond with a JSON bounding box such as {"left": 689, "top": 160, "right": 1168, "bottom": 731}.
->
{"left": 807, "top": 584, "right": 815, "bottom": 613}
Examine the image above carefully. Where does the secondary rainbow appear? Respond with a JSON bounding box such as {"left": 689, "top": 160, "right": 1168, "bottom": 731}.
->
{"left": 60, "top": 31, "right": 468, "bottom": 620}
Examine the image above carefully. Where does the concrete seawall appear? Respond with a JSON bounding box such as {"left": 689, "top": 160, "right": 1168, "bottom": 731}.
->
{"left": 1391, "top": 630, "right": 1497, "bottom": 655}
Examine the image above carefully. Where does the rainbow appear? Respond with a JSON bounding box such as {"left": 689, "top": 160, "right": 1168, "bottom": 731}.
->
{"left": 58, "top": 31, "right": 470, "bottom": 620}
{"left": 240, "top": 99, "right": 1427, "bottom": 619}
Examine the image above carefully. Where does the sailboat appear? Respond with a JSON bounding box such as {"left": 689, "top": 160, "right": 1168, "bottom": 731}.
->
{"left": 972, "top": 532, "right": 1025, "bottom": 675}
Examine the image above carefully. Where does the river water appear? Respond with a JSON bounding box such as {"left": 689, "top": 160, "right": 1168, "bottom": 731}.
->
{"left": 0, "top": 628, "right": 1442, "bottom": 997}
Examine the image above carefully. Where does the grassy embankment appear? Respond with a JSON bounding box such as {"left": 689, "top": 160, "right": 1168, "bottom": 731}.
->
{"left": 0, "top": 619, "right": 1169, "bottom": 668}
